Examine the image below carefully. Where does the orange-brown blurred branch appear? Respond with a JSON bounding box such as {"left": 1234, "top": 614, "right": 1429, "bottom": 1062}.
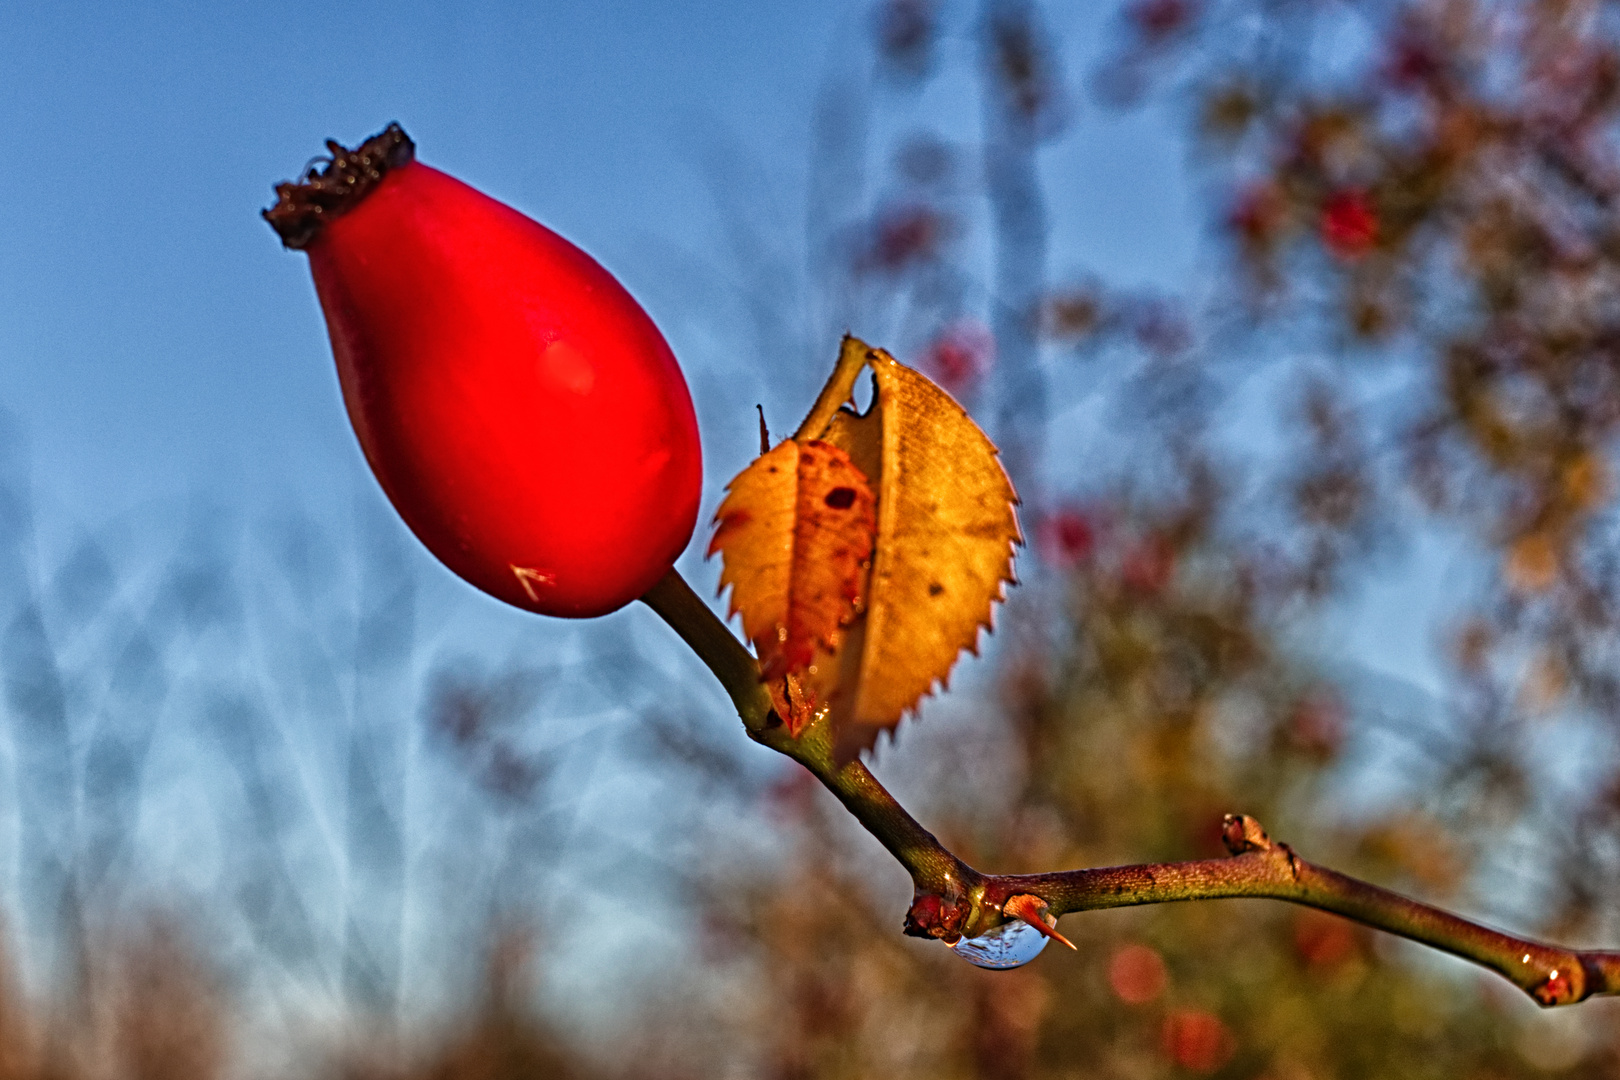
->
{"left": 642, "top": 567, "right": 1619, "bottom": 1009}
{"left": 992, "top": 814, "right": 1620, "bottom": 1008}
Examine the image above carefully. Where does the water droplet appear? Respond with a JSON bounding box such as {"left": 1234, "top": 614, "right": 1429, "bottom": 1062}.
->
{"left": 948, "top": 919, "right": 1050, "bottom": 969}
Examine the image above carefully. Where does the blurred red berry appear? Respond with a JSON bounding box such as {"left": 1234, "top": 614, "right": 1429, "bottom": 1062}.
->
{"left": 923, "top": 320, "right": 995, "bottom": 398}
{"left": 1385, "top": 33, "right": 1442, "bottom": 90}
{"left": 1161, "top": 1009, "right": 1236, "bottom": 1072}
{"left": 1040, "top": 508, "right": 1095, "bottom": 565}
{"left": 1294, "top": 910, "right": 1360, "bottom": 969}
{"left": 866, "top": 204, "right": 949, "bottom": 272}
{"left": 1321, "top": 189, "right": 1379, "bottom": 258}
{"left": 1107, "top": 944, "right": 1168, "bottom": 1003}
{"left": 1129, "top": 0, "right": 1195, "bottom": 44}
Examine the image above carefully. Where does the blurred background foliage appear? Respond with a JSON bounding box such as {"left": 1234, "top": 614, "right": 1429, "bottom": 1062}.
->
{"left": 4, "top": 0, "right": 1620, "bottom": 1076}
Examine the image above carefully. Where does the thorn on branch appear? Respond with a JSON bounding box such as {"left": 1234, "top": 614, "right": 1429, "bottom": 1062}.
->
{"left": 1003, "top": 893, "right": 1076, "bottom": 950}
{"left": 1221, "top": 813, "right": 1272, "bottom": 854}
{"left": 1222, "top": 813, "right": 1304, "bottom": 881}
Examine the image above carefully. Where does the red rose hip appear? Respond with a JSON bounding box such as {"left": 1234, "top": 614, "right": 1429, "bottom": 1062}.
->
{"left": 265, "top": 124, "right": 702, "bottom": 617}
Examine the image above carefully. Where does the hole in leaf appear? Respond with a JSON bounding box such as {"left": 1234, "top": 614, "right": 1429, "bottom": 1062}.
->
{"left": 852, "top": 368, "right": 876, "bottom": 413}
{"left": 825, "top": 487, "right": 858, "bottom": 509}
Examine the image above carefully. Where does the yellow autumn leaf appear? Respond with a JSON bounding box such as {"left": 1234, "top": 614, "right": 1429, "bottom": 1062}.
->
{"left": 709, "top": 438, "right": 877, "bottom": 733}
{"left": 708, "top": 335, "right": 1020, "bottom": 757}
{"left": 809, "top": 341, "right": 1021, "bottom": 757}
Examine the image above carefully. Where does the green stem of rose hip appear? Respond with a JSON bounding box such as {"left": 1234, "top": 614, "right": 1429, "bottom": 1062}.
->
{"left": 642, "top": 568, "right": 775, "bottom": 732}
{"left": 641, "top": 567, "right": 975, "bottom": 893}
{"left": 640, "top": 568, "right": 1620, "bottom": 1006}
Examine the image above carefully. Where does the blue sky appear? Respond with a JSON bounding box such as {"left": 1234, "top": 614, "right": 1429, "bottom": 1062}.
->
{"left": 0, "top": 1, "right": 1197, "bottom": 532}
{"left": 0, "top": 0, "right": 1215, "bottom": 1015}
{"left": 1, "top": 2, "right": 837, "bottom": 519}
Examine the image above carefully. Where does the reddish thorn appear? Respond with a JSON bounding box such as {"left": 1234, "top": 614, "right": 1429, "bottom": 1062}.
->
{"left": 1003, "top": 893, "right": 1076, "bottom": 950}
{"left": 1221, "top": 814, "right": 1271, "bottom": 854}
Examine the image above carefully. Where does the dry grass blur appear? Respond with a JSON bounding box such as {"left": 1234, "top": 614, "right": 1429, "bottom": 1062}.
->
{"left": 0, "top": 925, "right": 586, "bottom": 1080}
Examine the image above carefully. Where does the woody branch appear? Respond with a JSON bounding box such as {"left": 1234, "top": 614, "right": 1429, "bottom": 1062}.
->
{"left": 641, "top": 568, "right": 1620, "bottom": 1009}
